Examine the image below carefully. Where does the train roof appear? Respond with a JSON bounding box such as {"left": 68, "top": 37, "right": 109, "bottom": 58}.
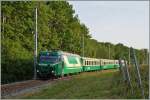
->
{"left": 82, "top": 57, "right": 119, "bottom": 61}
{"left": 40, "top": 51, "right": 120, "bottom": 61}
{"left": 61, "top": 51, "right": 80, "bottom": 57}
{"left": 82, "top": 57, "right": 100, "bottom": 61}
{"left": 40, "top": 50, "right": 80, "bottom": 57}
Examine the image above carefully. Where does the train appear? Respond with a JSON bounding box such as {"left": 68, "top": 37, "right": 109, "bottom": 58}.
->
{"left": 36, "top": 50, "right": 121, "bottom": 78}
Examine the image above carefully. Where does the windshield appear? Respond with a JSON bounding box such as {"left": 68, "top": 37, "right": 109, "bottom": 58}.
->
{"left": 39, "top": 55, "right": 60, "bottom": 63}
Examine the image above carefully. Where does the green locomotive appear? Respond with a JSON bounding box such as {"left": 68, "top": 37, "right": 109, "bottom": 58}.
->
{"left": 37, "top": 50, "right": 120, "bottom": 78}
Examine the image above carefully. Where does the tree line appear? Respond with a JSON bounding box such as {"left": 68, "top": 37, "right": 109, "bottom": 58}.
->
{"left": 1, "top": 1, "right": 149, "bottom": 84}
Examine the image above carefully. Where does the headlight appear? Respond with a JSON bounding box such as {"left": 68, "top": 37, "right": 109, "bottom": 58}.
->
{"left": 52, "top": 70, "right": 54, "bottom": 73}
{"left": 37, "top": 70, "right": 39, "bottom": 72}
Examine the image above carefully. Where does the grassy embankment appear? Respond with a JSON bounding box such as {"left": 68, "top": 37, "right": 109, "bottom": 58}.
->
{"left": 18, "top": 65, "right": 149, "bottom": 99}
{"left": 111, "top": 65, "right": 149, "bottom": 99}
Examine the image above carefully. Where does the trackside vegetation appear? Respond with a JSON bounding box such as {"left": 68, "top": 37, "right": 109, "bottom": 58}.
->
{"left": 17, "top": 65, "right": 148, "bottom": 99}
{"left": 111, "top": 65, "right": 149, "bottom": 99}
{"left": 1, "top": 1, "right": 149, "bottom": 84}
{"left": 17, "top": 70, "right": 121, "bottom": 99}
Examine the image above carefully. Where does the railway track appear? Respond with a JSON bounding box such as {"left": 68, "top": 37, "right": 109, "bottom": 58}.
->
{"left": 1, "top": 76, "right": 72, "bottom": 99}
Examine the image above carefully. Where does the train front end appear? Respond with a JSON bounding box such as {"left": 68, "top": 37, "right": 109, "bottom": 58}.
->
{"left": 37, "top": 51, "right": 62, "bottom": 78}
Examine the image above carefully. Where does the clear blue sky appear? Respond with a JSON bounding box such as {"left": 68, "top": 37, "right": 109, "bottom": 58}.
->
{"left": 69, "top": 1, "right": 149, "bottom": 49}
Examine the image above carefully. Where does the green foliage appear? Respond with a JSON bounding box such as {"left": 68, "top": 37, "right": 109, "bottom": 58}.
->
{"left": 1, "top": 1, "right": 148, "bottom": 84}
{"left": 111, "top": 65, "right": 149, "bottom": 98}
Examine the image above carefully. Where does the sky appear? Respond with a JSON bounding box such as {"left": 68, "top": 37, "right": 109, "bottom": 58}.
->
{"left": 69, "top": 1, "right": 149, "bottom": 50}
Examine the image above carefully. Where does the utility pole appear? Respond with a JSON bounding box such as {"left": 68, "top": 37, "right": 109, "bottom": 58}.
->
{"left": 129, "top": 47, "right": 130, "bottom": 65}
{"left": 34, "top": 8, "right": 38, "bottom": 80}
{"left": 82, "top": 33, "right": 84, "bottom": 57}
{"left": 109, "top": 44, "right": 110, "bottom": 59}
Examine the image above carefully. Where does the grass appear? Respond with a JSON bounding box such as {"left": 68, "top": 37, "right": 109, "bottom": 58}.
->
{"left": 16, "top": 65, "right": 149, "bottom": 99}
{"left": 111, "top": 65, "right": 149, "bottom": 99}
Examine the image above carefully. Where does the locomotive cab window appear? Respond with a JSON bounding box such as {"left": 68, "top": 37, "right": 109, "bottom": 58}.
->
{"left": 39, "top": 53, "right": 60, "bottom": 63}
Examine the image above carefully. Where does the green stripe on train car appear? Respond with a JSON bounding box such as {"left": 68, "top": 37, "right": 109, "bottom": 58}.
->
{"left": 83, "top": 65, "right": 101, "bottom": 72}
{"left": 63, "top": 67, "right": 82, "bottom": 74}
{"left": 102, "top": 64, "right": 118, "bottom": 69}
